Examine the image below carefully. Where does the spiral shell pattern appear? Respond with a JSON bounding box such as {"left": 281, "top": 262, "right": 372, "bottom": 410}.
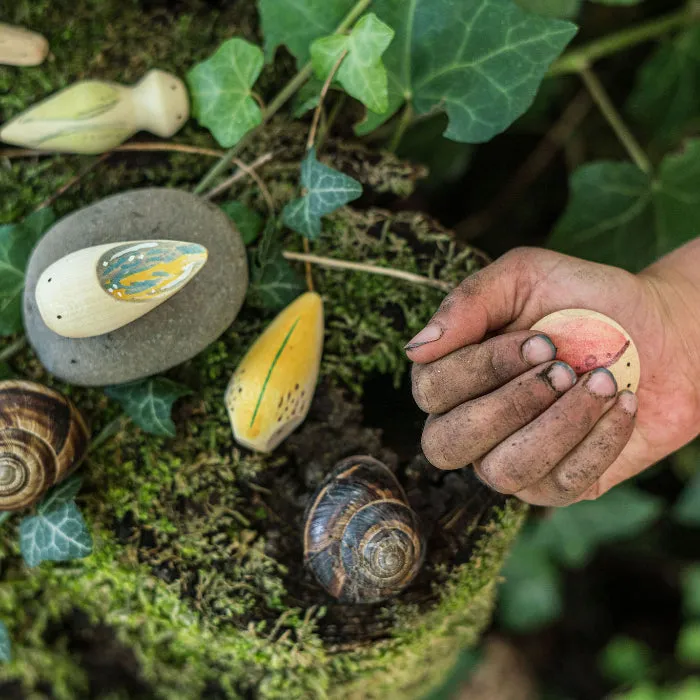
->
{"left": 0, "top": 380, "right": 89, "bottom": 511}
{"left": 304, "top": 456, "right": 425, "bottom": 604}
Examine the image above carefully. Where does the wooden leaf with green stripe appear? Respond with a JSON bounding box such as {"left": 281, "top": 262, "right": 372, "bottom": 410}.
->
{"left": 224, "top": 292, "right": 324, "bottom": 452}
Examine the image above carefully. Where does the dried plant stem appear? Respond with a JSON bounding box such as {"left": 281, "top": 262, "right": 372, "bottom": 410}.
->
{"left": 203, "top": 152, "right": 276, "bottom": 204}
{"left": 36, "top": 152, "right": 111, "bottom": 211}
{"left": 0, "top": 336, "right": 27, "bottom": 363}
{"left": 307, "top": 50, "right": 348, "bottom": 151}
{"left": 0, "top": 142, "right": 225, "bottom": 159}
{"left": 282, "top": 251, "right": 452, "bottom": 292}
{"left": 192, "top": 0, "right": 373, "bottom": 195}
{"left": 302, "top": 239, "right": 315, "bottom": 292}
{"left": 579, "top": 66, "right": 652, "bottom": 174}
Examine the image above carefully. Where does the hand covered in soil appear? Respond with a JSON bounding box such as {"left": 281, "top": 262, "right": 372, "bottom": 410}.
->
{"left": 407, "top": 244, "right": 700, "bottom": 506}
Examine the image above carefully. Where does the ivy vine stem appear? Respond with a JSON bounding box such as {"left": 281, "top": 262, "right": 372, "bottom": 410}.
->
{"left": 193, "top": 0, "right": 374, "bottom": 194}
{"left": 579, "top": 66, "right": 652, "bottom": 175}
{"left": 549, "top": 5, "right": 697, "bottom": 76}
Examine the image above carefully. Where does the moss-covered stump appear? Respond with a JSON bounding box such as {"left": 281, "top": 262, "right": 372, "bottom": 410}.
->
{"left": 0, "top": 1, "right": 527, "bottom": 698}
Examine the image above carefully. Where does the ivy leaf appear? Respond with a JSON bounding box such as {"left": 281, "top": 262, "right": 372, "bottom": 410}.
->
{"left": 549, "top": 140, "right": 700, "bottom": 272}
{"left": 19, "top": 501, "right": 93, "bottom": 568}
{"left": 0, "top": 622, "right": 10, "bottom": 662}
{"left": 599, "top": 636, "right": 653, "bottom": 685}
{"left": 677, "top": 622, "right": 700, "bottom": 666}
{"left": 37, "top": 474, "right": 83, "bottom": 516}
{"left": 0, "top": 207, "right": 55, "bottom": 336}
{"left": 515, "top": 0, "right": 582, "bottom": 18}
{"left": 187, "top": 38, "right": 264, "bottom": 148}
{"left": 221, "top": 202, "right": 264, "bottom": 245}
{"left": 247, "top": 222, "right": 305, "bottom": 310}
{"left": 627, "top": 27, "right": 700, "bottom": 142}
{"left": 311, "top": 14, "right": 394, "bottom": 114}
{"left": 259, "top": 0, "right": 351, "bottom": 65}
{"left": 532, "top": 485, "right": 662, "bottom": 568}
{"left": 355, "top": 0, "right": 577, "bottom": 141}
{"left": 282, "top": 147, "right": 362, "bottom": 239}
{"left": 104, "top": 378, "right": 191, "bottom": 437}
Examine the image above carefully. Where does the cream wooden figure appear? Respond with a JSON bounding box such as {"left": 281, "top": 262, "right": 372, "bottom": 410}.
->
{"left": 35, "top": 240, "right": 208, "bottom": 338}
{"left": 531, "top": 309, "right": 641, "bottom": 392}
{"left": 0, "top": 23, "right": 49, "bottom": 66}
{"left": 0, "top": 69, "right": 189, "bottom": 154}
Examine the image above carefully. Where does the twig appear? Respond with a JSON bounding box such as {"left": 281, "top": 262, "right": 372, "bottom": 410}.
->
{"left": 307, "top": 50, "right": 348, "bottom": 151}
{"left": 192, "top": 0, "right": 374, "bottom": 195}
{"left": 35, "top": 153, "right": 111, "bottom": 211}
{"left": 317, "top": 94, "right": 347, "bottom": 150}
{"left": 0, "top": 336, "right": 27, "bottom": 363}
{"left": 457, "top": 89, "right": 592, "bottom": 240}
{"left": 302, "top": 239, "right": 315, "bottom": 292}
{"left": 0, "top": 142, "right": 225, "bottom": 159}
{"left": 202, "top": 152, "right": 275, "bottom": 200}
{"left": 579, "top": 66, "right": 652, "bottom": 174}
{"left": 282, "top": 251, "right": 453, "bottom": 292}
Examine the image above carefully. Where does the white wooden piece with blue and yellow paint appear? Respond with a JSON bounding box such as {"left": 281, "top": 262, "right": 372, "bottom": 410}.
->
{"left": 0, "top": 69, "right": 189, "bottom": 154}
{"left": 35, "top": 240, "right": 208, "bottom": 338}
{"left": 226, "top": 292, "right": 324, "bottom": 453}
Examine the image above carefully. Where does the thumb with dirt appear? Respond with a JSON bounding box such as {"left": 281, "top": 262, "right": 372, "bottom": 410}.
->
{"left": 407, "top": 243, "right": 700, "bottom": 506}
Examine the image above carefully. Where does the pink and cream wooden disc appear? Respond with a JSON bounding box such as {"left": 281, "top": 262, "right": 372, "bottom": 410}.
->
{"left": 531, "top": 309, "right": 640, "bottom": 393}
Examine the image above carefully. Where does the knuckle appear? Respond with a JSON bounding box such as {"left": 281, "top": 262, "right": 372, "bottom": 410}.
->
{"left": 550, "top": 469, "right": 584, "bottom": 498}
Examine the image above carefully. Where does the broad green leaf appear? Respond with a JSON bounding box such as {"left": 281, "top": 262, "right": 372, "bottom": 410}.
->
{"left": 599, "top": 636, "right": 653, "bottom": 685}
{"left": 282, "top": 147, "right": 362, "bottom": 239}
{"left": 259, "top": 0, "right": 351, "bottom": 65}
{"left": 19, "top": 501, "right": 93, "bottom": 568}
{"left": 627, "top": 27, "right": 700, "bottom": 142}
{"left": 677, "top": 622, "right": 700, "bottom": 666}
{"left": 681, "top": 565, "right": 700, "bottom": 618}
{"left": 187, "top": 38, "right": 264, "bottom": 148}
{"left": 515, "top": 0, "right": 582, "bottom": 18}
{"left": 0, "top": 208, "right": 55, "bottom": 336}
{"left": 355, "top": 0, "right": 577, "bottom": 142}
{"left": 38, "top": 474, "right": 83, "bottom": 516}
{"left": 532, "top": 485, "right": 662, "bottom": 568}
{"left": 311, "top": 14, "right": 394, "bottom": 114}
{"left": 497, "top": 529, "right": 563, "bottom": 632}
{"left": 105, "top": 378, "right": 191, "bottom": 437}
{"left": 221, "top": 202, "right": 264, "bottom": 245}
{"left": 247, "top": 222, "right": 305, "bottom": 310}
{"left": 612, "top": 683, "right": 662, "bottom": 700}
{"left": 673, "top": 471, "right": 700, "bottom": 526}
{"left": 549, "top": 140, "right": 700, "bottom": 271}
{"left": 0, "top": 622, "right": 9, "bottom": 662}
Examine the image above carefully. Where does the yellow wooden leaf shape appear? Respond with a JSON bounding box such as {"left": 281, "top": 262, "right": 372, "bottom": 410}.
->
{"left": 226, "top": 292, "right": 324, "bottom": 453}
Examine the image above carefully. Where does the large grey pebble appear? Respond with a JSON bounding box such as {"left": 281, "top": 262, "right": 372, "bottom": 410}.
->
{"left": 24, "top": 188, "right": 248, "bottom": 386}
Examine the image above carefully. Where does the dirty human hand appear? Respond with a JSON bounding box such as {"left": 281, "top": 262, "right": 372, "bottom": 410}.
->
{"left": 407, "top": 243, "right": 700, "bottom": 506}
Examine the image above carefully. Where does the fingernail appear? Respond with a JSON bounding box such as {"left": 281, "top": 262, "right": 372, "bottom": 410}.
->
{"left": 586, "top": 368, "right": 617, "bottom": 398}
{"left": 522, "top": 334, "right": 557, "bottom": 365}
{"left": 545, "top": 361, "right": 577, "bottom": 393}
{"left": 618, "top": 390, "right": 638, "bottom": 416}
{"left": 405, "top": 323, "right": 443, "bottom": 351}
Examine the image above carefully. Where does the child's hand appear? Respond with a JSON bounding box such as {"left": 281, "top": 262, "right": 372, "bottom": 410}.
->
{"left": 408, "top": 246, "right": 700, "bottom": 506}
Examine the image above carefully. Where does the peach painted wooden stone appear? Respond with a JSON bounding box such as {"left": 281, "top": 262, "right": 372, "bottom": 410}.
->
{"left": 531, "top": 309, "right": 640, "bottom": 392}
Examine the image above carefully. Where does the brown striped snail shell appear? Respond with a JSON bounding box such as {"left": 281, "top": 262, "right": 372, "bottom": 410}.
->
{"left": 0, "top": 380, "right": 89, "bottom": 511}
{"left": 304, "top": 456, "right": 426, "bottom": 604}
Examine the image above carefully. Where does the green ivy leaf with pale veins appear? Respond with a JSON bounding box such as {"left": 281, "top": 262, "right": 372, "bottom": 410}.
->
{"left": 356, "top": 0, "right": 577, "bottom": 141}
{"left": 19, "top": 501, "right": 93, "bottom": 568}
{"left": 105, "top": 378, "right": 191, "bottom": 437}
{"left": 627, "top": 27, "right": 700, "bottom": 142}
{"left": 282, "top": 147, "right": 362, "bottom": 239}
{"left": 187, "top": 38, "right": 264, "bottom": 147}
{"left": 221, "top": 202, "right": 264, "bottom": 245}
{"left": 549, "top": 139, "right": 700, "bottom": 272}
{"left": 515, "top": 0, "right": 582, "bottom": 18}
{"left": 0, "top": 622, "right": 10, "bottom": 662}
{"left": 247, "top": 222, "right": 305, "bottom": 310}
{"left": 311, "top": 14, "right": 394, "bottom": 114}
{"left": 38, "top": 474, "right": 83, "bottom": 516}
{"left": 0, "top": 207, "right": 55, "bottom": 336}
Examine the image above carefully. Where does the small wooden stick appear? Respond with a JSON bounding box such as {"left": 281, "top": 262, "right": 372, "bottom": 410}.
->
{"left": 35, "top": 152, "right": 111, "bottom": 211}
{"left": 282, "top": 251, "right": 453, "bottom": 292}
{"left": 306, "top": 50, "right": 348, "bottom": 151}
{"left": 202, "top": 152, "right": 275, "bottom": 200}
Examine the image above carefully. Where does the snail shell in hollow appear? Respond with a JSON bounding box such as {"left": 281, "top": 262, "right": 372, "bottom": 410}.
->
{"left": 304, "top": 456, "right": 426, "bottom": 604}
{"left": 0, "top": 380, "right": 89, "bottom": 511}
{"left": 35, "top": 239, "right": 208, "bottom": 338}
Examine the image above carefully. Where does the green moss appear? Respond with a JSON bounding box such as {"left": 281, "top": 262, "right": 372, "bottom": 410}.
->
{"left": 0, "top": 1, "right": 522, "bottom": 697}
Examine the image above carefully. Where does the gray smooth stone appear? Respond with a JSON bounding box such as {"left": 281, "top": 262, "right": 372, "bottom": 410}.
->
{"left": 24, "top": 188, "right": 248, "bottom": 386}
